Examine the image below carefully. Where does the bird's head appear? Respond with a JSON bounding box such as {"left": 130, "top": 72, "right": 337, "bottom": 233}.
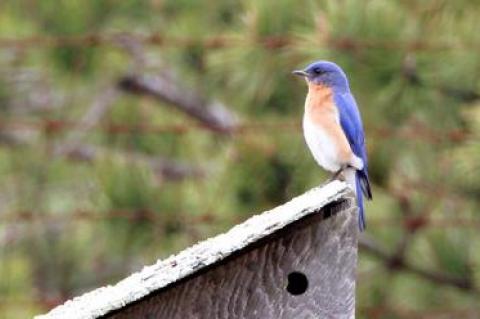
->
{"left": 292, "top": 61, "right": 349, "bottom": 91}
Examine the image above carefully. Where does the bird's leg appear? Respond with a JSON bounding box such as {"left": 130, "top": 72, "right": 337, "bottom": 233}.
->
{"left": 328, "top": 165, "right": 348, "bottom": 182}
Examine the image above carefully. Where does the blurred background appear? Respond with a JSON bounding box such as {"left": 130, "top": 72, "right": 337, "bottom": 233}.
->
{"left": 0, "top": 0, "right": 479, "bottom": 318}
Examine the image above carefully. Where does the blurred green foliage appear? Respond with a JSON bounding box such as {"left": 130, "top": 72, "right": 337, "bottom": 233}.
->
{"left": 0, "top": 0, "right": 479, "bottom": 318}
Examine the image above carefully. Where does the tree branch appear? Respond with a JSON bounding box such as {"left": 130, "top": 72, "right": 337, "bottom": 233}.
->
{"left": 53, "top": 85, "right": 119, "bottom": 157}
{"left": 118, "top": 73, "right": 238, "bottom": 133}
{"left": 359, "top": 235, "right": 476, "bottom": 292}
{"left": 63, "top": 143, "right": 205, "bottom": 181}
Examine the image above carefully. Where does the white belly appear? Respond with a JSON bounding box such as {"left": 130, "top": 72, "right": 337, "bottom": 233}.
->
{"left": 303, "top": 115, "right": 342, "bottom": 172}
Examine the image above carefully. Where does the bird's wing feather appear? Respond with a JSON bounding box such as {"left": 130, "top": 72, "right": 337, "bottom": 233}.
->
{"left": 334, "top": 92, "right": 372, "bottom": 199}
{"left": 334, "top": 93, "right": 366, "bottom": 162}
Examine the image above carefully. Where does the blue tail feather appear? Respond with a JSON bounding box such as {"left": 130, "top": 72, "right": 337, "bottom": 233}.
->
{"left": 356, "top": 171, "right": 367, "bottom": 231}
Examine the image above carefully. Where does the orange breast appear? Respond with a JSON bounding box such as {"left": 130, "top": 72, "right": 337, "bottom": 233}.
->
{"left": 305, "top": 83, "right": 353, "bottom": 163}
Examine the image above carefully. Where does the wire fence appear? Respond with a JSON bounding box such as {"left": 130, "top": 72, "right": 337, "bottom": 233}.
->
{"left": 0, "top": 117, "right": 470, "bottom": 143}
{"left": 0, "top": 39, "right": 477, "bottom": 241}
{"left": 0, "top": 29, "right": 479, "bottom": 318}
{"left": 1, "top": 32, "right": 479, "bottom": 52}
{"left": 1, "top": 209, "right": 479, "bottom": 228}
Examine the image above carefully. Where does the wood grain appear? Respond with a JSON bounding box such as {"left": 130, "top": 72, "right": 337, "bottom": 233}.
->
{"left": 105, "top": 200, "right": 358, "bottom": 319}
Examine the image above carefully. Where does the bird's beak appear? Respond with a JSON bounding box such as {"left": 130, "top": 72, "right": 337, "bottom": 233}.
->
{"left": 292, "top": 70, "right": 308, "bottom": 77}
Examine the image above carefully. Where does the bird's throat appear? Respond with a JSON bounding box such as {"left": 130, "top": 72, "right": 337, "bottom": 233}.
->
{"left": 305, "top": 83, "right": 336, "bottom": 119}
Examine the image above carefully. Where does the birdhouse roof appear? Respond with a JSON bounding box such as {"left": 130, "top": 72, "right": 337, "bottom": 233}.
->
{"left": 36, "top": 181, "right": 351, "bottom": 319}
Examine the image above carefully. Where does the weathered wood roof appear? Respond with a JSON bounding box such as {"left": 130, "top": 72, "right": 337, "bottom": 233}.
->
{"left": 36, "top": 181, "right": 351, "bottom": 319}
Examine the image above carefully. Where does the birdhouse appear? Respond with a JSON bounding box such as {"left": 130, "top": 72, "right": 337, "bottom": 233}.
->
{"left": 36, "top": 181, "right": 358, "bottom": 319}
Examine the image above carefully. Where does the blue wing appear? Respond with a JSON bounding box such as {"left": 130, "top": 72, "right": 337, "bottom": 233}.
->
{"left": 334, "top": 92, "right": 372, "bottom": 230}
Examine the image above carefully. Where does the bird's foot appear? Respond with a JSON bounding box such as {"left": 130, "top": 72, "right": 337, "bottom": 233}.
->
{"left": 328, "top": 165, "right": 348, "bottom": 182}
{"left": 328, "top": 169, "right": 343, "bottom": 182}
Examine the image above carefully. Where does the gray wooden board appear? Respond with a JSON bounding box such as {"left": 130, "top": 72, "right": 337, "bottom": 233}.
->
{"left": 36, "top": 181, "right": 355, "bottom": 319}
{"left": 105, "top": 200, "right": 357, "bottom": 319}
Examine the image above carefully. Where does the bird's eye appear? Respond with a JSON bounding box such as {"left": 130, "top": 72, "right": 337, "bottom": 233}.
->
{"left": 313, "top": 67, "right": 322, "bottom": 74}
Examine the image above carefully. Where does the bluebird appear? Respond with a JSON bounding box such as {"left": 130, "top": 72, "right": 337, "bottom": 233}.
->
{"left": 293, "top": 61, "right": 372, "bottom": 230}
